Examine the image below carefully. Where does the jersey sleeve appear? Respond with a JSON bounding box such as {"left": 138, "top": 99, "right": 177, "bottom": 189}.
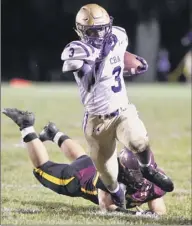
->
{"left": 61, "top": 40, "right": 98, "bottom": 62}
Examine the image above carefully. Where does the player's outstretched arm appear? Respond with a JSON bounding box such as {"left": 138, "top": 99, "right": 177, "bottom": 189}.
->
{"left": 61, "top": 41, "right": 102, "bottom": 92}
{"left": 39, "top": 122, "right": 86, "bottom": 162}
{"left": 61, "top": 41, "right": 95, "bottom": 75}
{"left": 63, "top": 58, "right": 99, "bottom": 93}
{"left": 97, "top": 189, "right": 158, "bottom": 217}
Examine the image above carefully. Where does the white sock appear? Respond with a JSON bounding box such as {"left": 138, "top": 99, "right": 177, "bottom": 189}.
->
{"left": 53, "top": 132, "right": 64, "bottom": 145}
{"left": 108, "top": 183, "right": 120, "bottom": 193}
{"left": 138, "top": 156, "right": 151, "bottom": 167}
{"left": 21, "top": 126, "right": 35, "bottom": 139}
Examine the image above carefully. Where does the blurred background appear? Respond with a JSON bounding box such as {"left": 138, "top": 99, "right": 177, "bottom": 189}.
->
{"left": 1, "top": 0, "right": 192, "bottom": 83}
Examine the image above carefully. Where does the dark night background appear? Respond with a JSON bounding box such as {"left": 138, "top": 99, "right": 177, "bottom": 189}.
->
{"left": 1, "top": 0, "right": 192, "bottom": 82}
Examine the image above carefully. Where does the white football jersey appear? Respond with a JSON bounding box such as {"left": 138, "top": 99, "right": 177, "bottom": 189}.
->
{"left": 61, "top": 26, "right": 129, "bottom": 115}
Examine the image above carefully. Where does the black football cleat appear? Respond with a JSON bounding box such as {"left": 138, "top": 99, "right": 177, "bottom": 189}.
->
{"left": 110, "top": 186, "right": 126, "bottom": 209}
{"left": 39, "top": 122, "right": 59, "bottom": 142}
{"left": 2, "top": 108, "right": 35, "bottom": 130}
{"left": 141, "top": 165, "right": 174, "bottom": 192}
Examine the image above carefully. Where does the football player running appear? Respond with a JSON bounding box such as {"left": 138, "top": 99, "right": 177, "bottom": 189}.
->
{"left": 3, "top": 108, "right": 171, "bottom": 217}
{"left": 61, "top": 3, "right": 173, "bottom": 208}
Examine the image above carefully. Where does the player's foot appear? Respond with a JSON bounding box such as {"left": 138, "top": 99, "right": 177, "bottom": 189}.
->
{"left": 39, "top": 122, "right": 59, "bottom": 142}
{"left": 110, "top": 186, "right": 126, "bottom": 209}
{"left": 141, "top": 166, "right": 174, "bottom": 192}
{"left": 2, "top": 108, "right": 35, "bottom": 130}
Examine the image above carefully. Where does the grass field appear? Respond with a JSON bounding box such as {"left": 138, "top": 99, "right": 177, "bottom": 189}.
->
{"left": 1, "top": 83, "right": 191, "bottom": 225}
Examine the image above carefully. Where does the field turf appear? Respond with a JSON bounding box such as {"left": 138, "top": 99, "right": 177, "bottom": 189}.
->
{"left": 1, "top": 83, "right": 191, "bottom": 225}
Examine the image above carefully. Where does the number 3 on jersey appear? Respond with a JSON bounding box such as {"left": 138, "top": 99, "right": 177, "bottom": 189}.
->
{"left": 111, "top": 66, "right": 122, "bottom": 93}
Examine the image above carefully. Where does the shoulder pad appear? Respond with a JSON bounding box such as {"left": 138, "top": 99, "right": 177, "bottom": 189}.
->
{"left": 62, "top": 60, "right": 83, "bottom": 73}
{"left": 113, "top": 26, "right": 127, "bottom": 34}
{"left": 61, "top": 40, "right": 98, "bottom": 61}
{"left": 112, "top": 26, "right": 128, "bottom": 45}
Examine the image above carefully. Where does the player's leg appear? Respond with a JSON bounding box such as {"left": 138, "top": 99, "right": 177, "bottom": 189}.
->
{"left": 2, "top": 108, "right": 81, "bottom": 197}
{"left": 116, "top": 104, "right": 174, "bottom": 192}
{"left": 87, "top": 136, "right": 118, "bottom": 189}
{"left": 39, "top": 122, "right": 86, "bottom": 161}
{"left": 39, "top": 121, "right": 120, "bottom": 194}
{"left": 2, "top": 108, "right": 49, "bottom": 168}
{"left": 39, "top": 120, "right": 120, "bottom": 195}
{"left": 116, "top": 105, "right": 151, "bottom": 166}
{"left": 84, "top": 115, "right": 125, "bottom": 208}
{"left": 26, "top": 139, "right": 49, "bottom": 168}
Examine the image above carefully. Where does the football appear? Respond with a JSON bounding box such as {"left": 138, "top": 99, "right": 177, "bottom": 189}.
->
{"left": 124, "top": 51, "right": 142, "bottom": 73}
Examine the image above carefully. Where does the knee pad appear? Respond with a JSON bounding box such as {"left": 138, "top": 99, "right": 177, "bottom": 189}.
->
{"left": 130, "top": 136, "right": 149, "bottom": 153}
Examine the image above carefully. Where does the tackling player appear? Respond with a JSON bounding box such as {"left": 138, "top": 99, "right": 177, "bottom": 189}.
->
{"left": 3, "top": 108, "right": 170, "bottom": 216}
{"left": 61, "top": 3, "right": 173, "bottom": 208}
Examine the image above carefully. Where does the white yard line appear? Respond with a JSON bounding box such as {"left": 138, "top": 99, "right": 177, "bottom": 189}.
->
{"left": 2, "top": 184, "right": 43, "bottom": 189}
{"left": 2, "top": 207, "right": 41, "bottom": 214}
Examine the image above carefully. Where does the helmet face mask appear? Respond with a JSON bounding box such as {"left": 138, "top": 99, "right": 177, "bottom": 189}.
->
{"left": 75, "top": 4, "right": 113, "bottom": 48}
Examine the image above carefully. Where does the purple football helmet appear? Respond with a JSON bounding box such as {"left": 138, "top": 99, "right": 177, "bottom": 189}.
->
{"left": 118, "top": 148, "right": 156, "bottom": 193}
{"left": 119, "top": 148, "right": 156, "bottom": 169}
{"left": 118, "top": 148, "right": 144, "bottom": 193}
